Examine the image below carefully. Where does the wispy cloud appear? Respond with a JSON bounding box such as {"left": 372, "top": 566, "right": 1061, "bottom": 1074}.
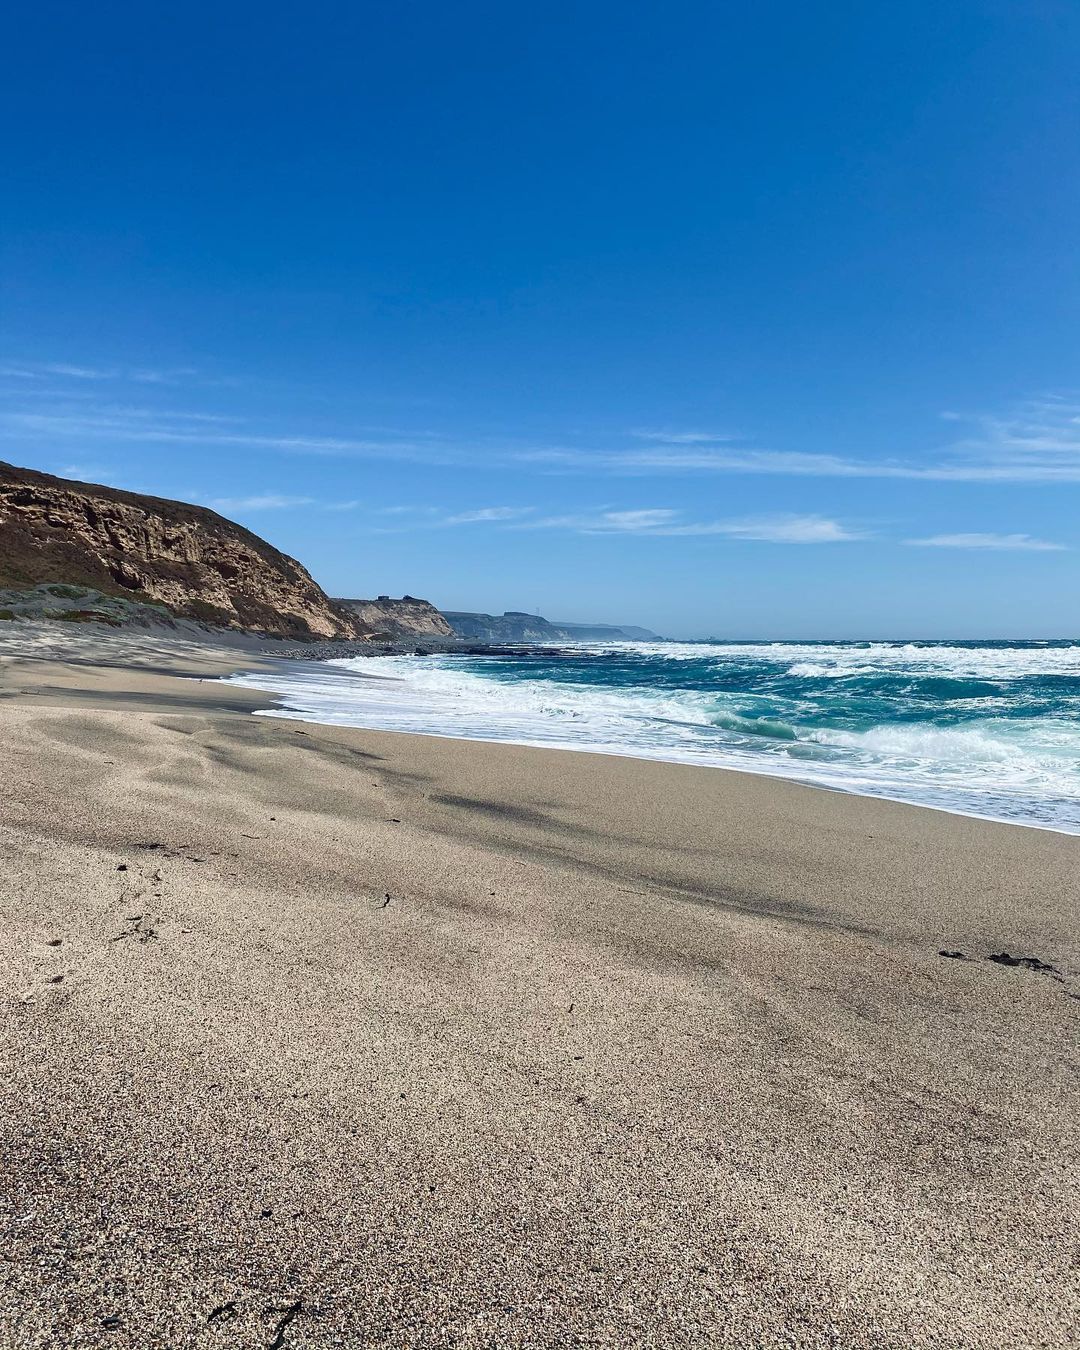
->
{"left": 599, "top": 508, "right": 680, "bottom": 529}
{"left": 520, "top": 446, "right": 887, "bottom": 477}
{"left": 55, "top": 462, "right": 119, "bottom": 485}
{"left": 667, "top": 514, "right": 865, "bottom": 542}
{"left": 443, "top": 506, "right": 534, "bottom": 525}
{"left": 129, "top": 368, "right": 202, "bottom": 385}
{"left": 6, "top": 362, "right": 1080, "bottom": 486}
{"left": 905, "top": 532, "right": 1067, "bottom": 551}
{"left": 920, "top": 396, "right": 1080, "bottom": 483}
{"left": 208, "top": 493, "right": 316, "bottom": 512}
{"left": 526, "top": 397, "right": 1080, "bottom": 483}
{"left": 365, "top": 503, "right": 860, "bottom": 541}
{"left": 526, "top": 508, "right": 680, "bottom": 532}
{"left": 630, "top": 429, "right": 737, "bottom": 445}
{"left": 1, "top": 409, "right": 446, "bottom": 463}
{"left": 0, "top": 360, "right": 203, "bottom": 385}
{"left": 524, "top": 509, "right": 864, "bottom": 541}
{"left": 371, "top": 505, "right": 536, "bottom": 532}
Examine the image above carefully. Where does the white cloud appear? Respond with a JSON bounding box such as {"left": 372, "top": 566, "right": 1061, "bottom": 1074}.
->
{"left": 40, "top": 363, "right": 116, "bottom": 380}
{"left": 443, "top": 506, "right": 534, "bottom": 524}
{"left": 528, "top": 508, "right": 680, "bottom": 531}
{"left": 523, "top": 508, "right": 678, "bottom": 532}
{"left": 0, "top": 360, "right": 203, "bottom": 385}
{"left": 522, "top": 397, "right": 1080, "bottom": 483}
{"left": 630, "top": 429, "right": 736, "bottom": 445}
{"left": 130, "top": 367, "right": 201, "bottom": 385}
{"left": 905, "top": 532, "right": 1066, "bottom": 551}
{"left": 7, "top": 372, "right": 1080, "bottom": 488}
{"left": 666, "top": 514, "right": 865, "bottom": 542}
{"left": 0, "top": 409, "right": 443, "bottom": 463}
{"left": 56, "top": 462, "right": 118, "bottom": 485}
{"left": 369, "top": 504, "right": 536, "bottom": 532}
{"left": 518, "top": 444, "right": 909, "bottom": 478}
{"left": 209, "top": 493, "right": 315, "bottom": 512}
{"left": 524, "top": 509, "right": 862, "bottom": 541}
{"left": 600, "top": 508, "right": 679, "bottom": 529}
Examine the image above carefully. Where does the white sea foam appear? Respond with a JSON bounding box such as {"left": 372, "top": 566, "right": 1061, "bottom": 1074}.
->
{"left": 597, "top": 639, "right": 1080, "bottom": 680}
{"left": 222, "top": 647, "right": 1080, "bottom": 833}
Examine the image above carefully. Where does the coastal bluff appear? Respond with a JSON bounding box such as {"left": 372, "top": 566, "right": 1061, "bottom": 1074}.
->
{"left": 335, "top": 594, "right": 455, "bottom": 639}
{"left": 0, "top": 460, "right": 363, "bottom": 640}
{"left": 443, "top": 609, "right": 660, "bottom": 643}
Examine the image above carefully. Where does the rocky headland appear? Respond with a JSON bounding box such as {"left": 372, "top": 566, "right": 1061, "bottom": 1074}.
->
{"left": 0, "top": 461, "right": 657, "bottom": 653}
{"left": 335, "top": 594, "right": 455, "bottom": 640}
{"left": 443, "top": 610, "right": 659, "bottom": 643}
{"left": 0, "top": 460, "right": 362, "bottom": 640}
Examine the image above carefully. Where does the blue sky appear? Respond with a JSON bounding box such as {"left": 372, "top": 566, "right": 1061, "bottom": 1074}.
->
{"left": 2, "top": 1, "right": 1079, "bottom": 638}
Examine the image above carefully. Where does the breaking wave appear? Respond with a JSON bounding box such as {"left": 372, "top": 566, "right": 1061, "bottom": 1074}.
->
{"left": 223, "top": 639, "right": 1080, "bottom": 833}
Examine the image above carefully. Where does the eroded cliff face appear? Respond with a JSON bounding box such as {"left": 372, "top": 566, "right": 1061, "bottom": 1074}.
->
{"left": 442, "top": 610, "right": 562, "bottom": 643}
{"left": 442, "top": 610, "right": 659, "bottom": 643}
{"left": 0, "top": 460, "right": 363, "bottom": 639}
{"left": 336, "top": 595, "right": 454, "bottom": 639}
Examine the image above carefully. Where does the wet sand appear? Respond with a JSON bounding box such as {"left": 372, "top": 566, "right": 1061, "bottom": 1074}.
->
{"left": 0, "top": 626, "right": 1077, "bottom": 1348}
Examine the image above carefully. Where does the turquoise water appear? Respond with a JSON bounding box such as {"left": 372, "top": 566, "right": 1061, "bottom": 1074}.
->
{"left": 225, "top": 640, "right": 1080, "bottom": 833}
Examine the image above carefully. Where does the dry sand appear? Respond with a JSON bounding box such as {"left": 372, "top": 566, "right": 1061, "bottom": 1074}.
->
{"left": 0, "top": 625, "right": 1077, "bottom": 1348}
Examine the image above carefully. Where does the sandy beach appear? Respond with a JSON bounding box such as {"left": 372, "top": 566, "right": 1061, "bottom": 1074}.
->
{"left": 0, "top": 625, "right": 1077, "bottom": 1349}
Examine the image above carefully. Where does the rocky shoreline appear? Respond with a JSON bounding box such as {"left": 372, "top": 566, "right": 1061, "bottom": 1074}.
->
{"left": 0, "top": 601, "right": 612, "bottom": 665}
{"left": 266, "top": 636, "right": 603, "bottom": 661}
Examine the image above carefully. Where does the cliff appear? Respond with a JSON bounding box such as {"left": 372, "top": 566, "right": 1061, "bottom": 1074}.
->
{"left": 442, "top": 610, "right": 660, "bottom": 643}
{"left": 335, "top": 595, "right": 454, "bottom": 640}
{"left": 552, "top": 621, "right": 660, "bottom": 641}
{"left": 442, "top": 610, "right": 563, "bottom": 643}
{"left": 0, "top": 460, "right": 363, "bottom": 639}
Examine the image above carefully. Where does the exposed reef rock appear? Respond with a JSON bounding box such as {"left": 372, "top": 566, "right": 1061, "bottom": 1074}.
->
{"left": 336, "top": 595, "right": 455, "bottom": 640}
{"left": 0, "top": 460, "right": 362, "bottom": 639}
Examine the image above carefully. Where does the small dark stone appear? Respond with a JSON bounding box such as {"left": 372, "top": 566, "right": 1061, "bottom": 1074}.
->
{"left": 116, "top": 864, "right": 128, "bottom": 872}
{"left": 939, "top": 950, "right": 969, "bottom": 960}
{"left": 46, "top": 939, "right": 62, "bottom": 947}
{"left": 101, "top": 1316, "right": 122, "bottom": 1329}
{"left": 47, "top": 975, "right": 64, "bottom": 984}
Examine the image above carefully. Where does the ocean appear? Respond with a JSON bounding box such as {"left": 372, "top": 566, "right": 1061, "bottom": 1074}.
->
{"left": 224, "top": 639, "right": 1080, "bottom": 834}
